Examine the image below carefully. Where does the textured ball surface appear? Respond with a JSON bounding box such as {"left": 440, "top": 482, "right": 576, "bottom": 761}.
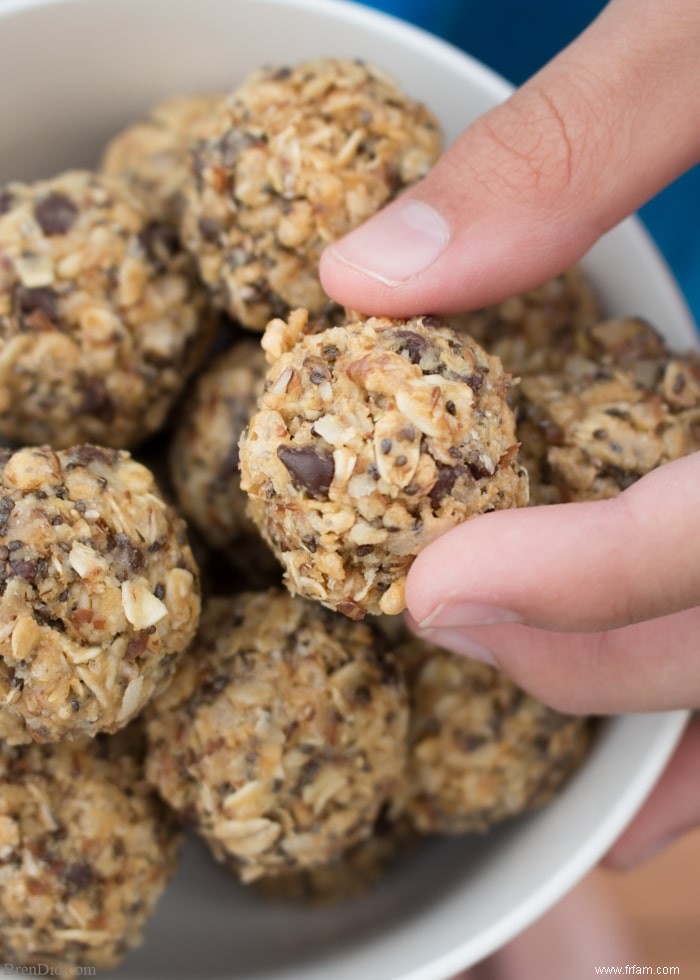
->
{"left": 0, "top": 445, "right": 201, "bottom": 744}
{"left": 240, "top": 310, "right": 528, "bottom": 617}
{"left": 145, "top": 590, "right": 408, "bottom": 882}
{"left": 180, "top": 59, "right": 441, "bottom": 329}
{"left": 0, "top": 171, "right": 215, "bottom": 448}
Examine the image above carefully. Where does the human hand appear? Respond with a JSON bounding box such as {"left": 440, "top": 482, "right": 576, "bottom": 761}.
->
{"left": 321, "top": 0, "right": 700, "bottom": 317}
{"left": 320, "top": 0, "right": 700, "bottom": 867}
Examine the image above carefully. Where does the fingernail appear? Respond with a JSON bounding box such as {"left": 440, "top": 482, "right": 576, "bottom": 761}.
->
{"left": 417, "top": 628, "right": 496, "bottom": 666}
{"left": 328, "top": 199, "right": 450, "bottom": 285}
{"left": 419, "top": 602, "right": 522, "bottom": 629}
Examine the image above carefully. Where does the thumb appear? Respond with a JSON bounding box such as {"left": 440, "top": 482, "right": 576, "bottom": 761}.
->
{"left": 320, "top": 0, "right": 700, "bottom": 316}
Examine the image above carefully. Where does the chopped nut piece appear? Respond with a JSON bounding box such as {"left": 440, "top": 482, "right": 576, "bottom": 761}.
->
{"left": 121, "top": 580, "right": 168, "bottom": 629}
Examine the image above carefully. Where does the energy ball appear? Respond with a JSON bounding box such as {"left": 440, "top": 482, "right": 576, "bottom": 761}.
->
{"left": 240, "top": 310, "right": 529, "bottom": 618}
{"left": 0, "top": 728, "right": 180, "bottom": 970}
{"left": 0, "top": 170, "right": 215, "bottom": 449}
{"left": 101, "top": 93, "right": 222, "bottom": 220}
{"left": 517, "top": 319, "right": 700, "bottom": 504}
{"left": 0, "top": 445, "right": 201, "bottom": 745}
{"left": 254, "top": 810, "right": 415, "bottom": 905}
{"left": 145, "top": 590, "right": 408, "bottom": 883}
{"left": 169, "top": 338, "right": 272, "bottom": 561}
{"left": 397, "top": 639, "right": 591, "bottom": 835}
{"left": 180, "top": 59, "right": 441, "bottom": 329}
{"left": 450, "top": 268, "right": 600, "bottom": 376}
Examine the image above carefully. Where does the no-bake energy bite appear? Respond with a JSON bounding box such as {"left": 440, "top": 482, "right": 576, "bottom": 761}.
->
{"left": 0, "top": 729, "right": 180, "bottom": 969}
{"left": 517, "top": 318, "right": 700, "bottom": 503}
{"left": 0, "top": 170, "right": 215, "bottom": 449}
{"left": 450, "top": 268, "right": 601, "bottom": 377}
{"left": 101, "top": 93, "right": 222, "bottom": 220}
{"left": 240, "top": 310, "right": 529, "bottom": 618}
{"left": 0, "top": 445, "right": 201, "bottom": 745}
{"left": 170, "top": 338, "right": 269, "bottom": 555}
{"left": 397, "top": 639, "right": 590, "bottom": 835}
{"left": 145, "top": 590, "right": 408, "bottom": 883}
{"left": 180, "top": 58, "right": 441, "bottom": 329}
{"left": 254, "top": 810, "right": 415, "bottom": 905}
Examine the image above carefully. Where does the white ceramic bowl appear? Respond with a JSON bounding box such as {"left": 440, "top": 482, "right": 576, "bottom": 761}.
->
{"left": 0, "top": 1, "right": 694, "bottom": 977}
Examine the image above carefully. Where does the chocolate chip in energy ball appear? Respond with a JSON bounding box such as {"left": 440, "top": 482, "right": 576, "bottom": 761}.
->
{"left": 14, "top": 285, "right": 59, "bottom": 322}
{"left": 0, "top": 190, "right": 15, "bottom": 215}
{"left": 277, "top": 445, "right": 335, "bottom": 497}
{"left": 138, "top": 221, "right": 180, "bottom": 270}
{"left": 77, "top": 378, "right": 115, "bottom": 420}
{"left": 428, "top": 464, "right": 466, "bottom": 508}
{"left": 33, "top": 192, "right": 78, "bottom": 235}
{"left": 394, "top": 329, "right": 433, "bottom": 365}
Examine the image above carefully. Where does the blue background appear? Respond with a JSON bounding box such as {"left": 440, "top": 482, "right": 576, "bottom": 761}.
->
{"left": 360, "top": 0, "right": 700, "bottom": 328}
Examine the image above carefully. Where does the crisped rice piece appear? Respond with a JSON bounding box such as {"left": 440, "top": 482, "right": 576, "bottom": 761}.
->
{"left": 0, "top": 728, "right": 180, "bottom": 969}
{"left": 517, "top": 320, "right": 700, "bottom": 503}
{"left": 254, "top": 810, "right": 415, "bottom": 905}
{"left": 145, "top": 590, "right": 408, "bottom": 883}
{"left": 239, "top": 310, "right": 528, "bottom": 618}
{"left": 0, "top": 445, "right": 201, "bottom": 744}
{"left": 180, "top": 59, "right": 441, "bottom": 329}
{"left": 397, "top": 639, "right": 591, "bottom": 835}
{"left": 170, "top": 340, "right": 268, "bottom": 549}
{"left": 0, "top": 170, "right": 215, "bottom": 449}
{"left": 101, "top": 93, "right": 222, "bottom": 220}
{"left": 450, "top": 268, "right": 600, "bottom": 376}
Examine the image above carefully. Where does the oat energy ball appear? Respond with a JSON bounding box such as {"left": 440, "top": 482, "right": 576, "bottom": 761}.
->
{"left": 255, "top": 810, "right": 415, "bottom": 905}
{"left": 145, "top": 591, "right": 408, "bottom": 883}
{"left": 170, "top": 338, "right": 267, "bottom": 555}
{"left": 0, "top": 445, "right": 201, "bottom": 745}
{"left": 240, "top": 310, "right": 529, "bottom": 618}
{"left": 398, "top": 639, "right": 590, "bottom": 835}
{"left": 101, "top": 93, "right": 222, "bottom": 219}
{"left": 180, "top": 59, "right": 441, "bottom": 329}
{"left": 450, "top": 268, "right": 600, "bottom": 376}
{"left": 517, "top": 319, "right": 700, "bottom": 504}
{"left": 0, "top": 730, "right": 180, "bottom": 969}
{"left": 0, "top": 170, "right": 215, "bottom": 449}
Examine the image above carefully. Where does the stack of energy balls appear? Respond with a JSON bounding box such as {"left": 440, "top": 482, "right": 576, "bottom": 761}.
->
{"left": 1, "top": 56, "right": 697, "bottom": 967}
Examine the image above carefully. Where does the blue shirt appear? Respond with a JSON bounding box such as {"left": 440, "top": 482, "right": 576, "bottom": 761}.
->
{"left": 361, "top": 0, "right": 700, "bottom": 328}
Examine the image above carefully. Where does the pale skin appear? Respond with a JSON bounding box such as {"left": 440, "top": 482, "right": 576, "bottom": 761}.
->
{"left": 320, "top": 0, "right": 700, "bottom": 870}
